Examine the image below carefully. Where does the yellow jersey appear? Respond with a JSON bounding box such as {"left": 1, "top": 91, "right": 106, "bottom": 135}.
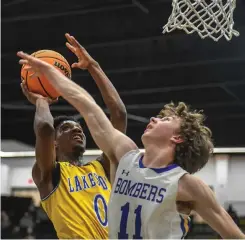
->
{"left": 41, "top": 160, "right": 111, "bottom": 239}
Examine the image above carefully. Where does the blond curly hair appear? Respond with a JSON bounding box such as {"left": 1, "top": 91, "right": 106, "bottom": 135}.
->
{"left": 157, "top": 102, "right": 213, "bottom": 174}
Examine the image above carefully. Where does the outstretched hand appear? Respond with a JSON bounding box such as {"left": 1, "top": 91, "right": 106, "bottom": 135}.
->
{"left": 17, "top": 51, "right": 51, "bottom": 78}
{"left": 65, "top": 33, "right": 97, "bottom": 70}
{"left": 21, "top": 81, "right": 58, "bottom": 105}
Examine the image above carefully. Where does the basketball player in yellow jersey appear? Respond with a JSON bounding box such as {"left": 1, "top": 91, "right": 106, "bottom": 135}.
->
{"left": 20, "top": 34, "right": 127, "bottom": 239}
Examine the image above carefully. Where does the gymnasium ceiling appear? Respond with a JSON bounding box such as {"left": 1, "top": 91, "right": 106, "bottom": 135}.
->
{"left": 2, "top": 0, "right": 245, "bottom": 148}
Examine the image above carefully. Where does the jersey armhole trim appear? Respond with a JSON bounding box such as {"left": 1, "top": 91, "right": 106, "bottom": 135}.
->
{"left": 95, "top": 154, "right": 107, "bottom": 171}
{"left": 41, "top": 163, "right": 61, "bottom": 201}
{"left": 95, "top": 158, "right": 107, "bottom": 172}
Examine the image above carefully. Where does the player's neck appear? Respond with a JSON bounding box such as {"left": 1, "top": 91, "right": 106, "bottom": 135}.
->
{"left": 143, "top": 144, "right": 175, "bottom": 168}
{"left": 58, "top": 152, "right": 84, "bottom": 166}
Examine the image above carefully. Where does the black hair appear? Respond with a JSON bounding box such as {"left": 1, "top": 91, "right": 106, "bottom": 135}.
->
{"left": 53, "top": 115, "right": 80, "bottom": 131}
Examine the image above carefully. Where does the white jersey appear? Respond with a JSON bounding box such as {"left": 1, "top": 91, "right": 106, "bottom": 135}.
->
{"left": 108, "top": 149, "right": 190, "bottom": 239}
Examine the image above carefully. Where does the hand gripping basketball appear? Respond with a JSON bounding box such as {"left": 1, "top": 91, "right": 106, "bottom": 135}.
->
{"left": 18, "top": 50, "right": 71, "bottom": 99}
{"left": 21, "top": 80, "right": 58, "bottom": 105}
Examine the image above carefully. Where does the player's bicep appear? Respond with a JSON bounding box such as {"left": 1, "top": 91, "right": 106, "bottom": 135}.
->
{"left": 195, "top": 202, "right": 240, "bottom": 238}
{"left": 191, "top": 178, "right": 244, "bottom": 238}
{"left": 112, "top": 130, "right": 138, "bottom": 162}
{"left": 32, "top": 162, "right": 41, "bottom": 186}
{"left": 98, "top": 153, "right": 119, "bottom": 184}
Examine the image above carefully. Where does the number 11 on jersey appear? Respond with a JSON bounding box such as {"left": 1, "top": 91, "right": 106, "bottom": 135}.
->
{"left": 118, "top": 202, "right": 143, "bottom": 239}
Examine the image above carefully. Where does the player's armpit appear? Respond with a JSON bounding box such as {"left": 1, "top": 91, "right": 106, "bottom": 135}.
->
{"left": 178, "top": 174, "right": 245, "bottom": 239}
{"left": 97, "top": 153, "right": 119, "bottom": 184}
{"left": 109, "top": 161, "right": 119, "bottom": 185}
{"left": 96, "top": 154, "right": 110, "bottom": 180}
{"left": 32, "top": 162, "right": 41, "bottom": 186}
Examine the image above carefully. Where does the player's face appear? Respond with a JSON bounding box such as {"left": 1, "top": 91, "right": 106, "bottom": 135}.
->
{"left": 142, "top": 116, "right": 183, "bottom": 145}
{"left": 56, "top": 120, "right": 86, "bottom": 154}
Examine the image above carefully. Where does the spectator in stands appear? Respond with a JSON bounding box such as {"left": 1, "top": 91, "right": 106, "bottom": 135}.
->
{"left": 1, "top": 210, "right": 12, "bottom": 238}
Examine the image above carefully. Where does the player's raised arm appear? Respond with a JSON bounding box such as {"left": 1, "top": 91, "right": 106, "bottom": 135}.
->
{"left": 20, "top": 82, "right": 56, "bottom": 185}
{"left": 65, "top": 34, "right": 127, "bottom": 178}
{"left": 178, "top": 174, "right": 245, "bottom": 239}
{"left": 65, "top": 33, "right": 127, "bottom": 134}
{"left": 17, "top": 51, "right": 137, "bottom": 163}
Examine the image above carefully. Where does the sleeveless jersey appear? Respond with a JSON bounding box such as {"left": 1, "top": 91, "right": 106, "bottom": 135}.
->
{"left": 41, "top": 160, "right": 111, "bottom": 239}
{"left": 108, "top": 149, "right": 190, "bottom": 239}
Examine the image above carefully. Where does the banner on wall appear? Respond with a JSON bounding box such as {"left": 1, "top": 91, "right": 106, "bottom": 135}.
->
{"left": 11, "top": 167, "right": 36, "bottom": 188}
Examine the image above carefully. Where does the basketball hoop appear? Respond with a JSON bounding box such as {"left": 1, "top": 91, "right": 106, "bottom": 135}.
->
{"left": 162, "top": 0, "right": 239, "bottom": 41}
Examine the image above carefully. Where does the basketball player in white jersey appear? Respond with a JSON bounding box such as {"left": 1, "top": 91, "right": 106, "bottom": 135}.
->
{"left": 17, "top": 50, "right": 245, "bottom": 239}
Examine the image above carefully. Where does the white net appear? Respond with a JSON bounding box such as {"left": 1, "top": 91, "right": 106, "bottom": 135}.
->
{"left": 162, "top": 0, "right": 239, "bottom": 41}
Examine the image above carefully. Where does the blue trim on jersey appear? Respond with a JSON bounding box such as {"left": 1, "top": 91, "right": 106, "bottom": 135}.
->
{"left": 139, "top": 156, "right": 179, "bottom": 173}
{"left": 188, "top": 217, "right": 191, "bottom": 231}
{"left": 180, "top": 215, "right": 185, "bottom": 239}
{"left": 179, "top": 214, "right": 190, "bottom": 239}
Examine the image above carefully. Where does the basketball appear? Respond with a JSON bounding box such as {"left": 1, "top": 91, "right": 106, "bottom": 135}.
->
{"left": 21, "top": 50, "right": 72, "bottom": 99}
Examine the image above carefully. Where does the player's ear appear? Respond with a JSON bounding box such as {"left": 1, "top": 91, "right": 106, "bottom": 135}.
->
{"left": 171, "top": 135, "right": 184, "bottom": 144}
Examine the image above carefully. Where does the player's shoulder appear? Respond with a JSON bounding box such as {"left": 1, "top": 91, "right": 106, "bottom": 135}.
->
{"left": 177, "top": 174, "right": 210, "bottom": 201}
{"left": 87, "top": 158, "right": 105, "bottom": 170}
{"left": 59, "top": 160, "right": 101, "bottom": 170}
{"left": 179, "top": 174, "right": 207, "bottom": 192}
{"left": 119, "top": 148, "right": 141, "bottom": 162}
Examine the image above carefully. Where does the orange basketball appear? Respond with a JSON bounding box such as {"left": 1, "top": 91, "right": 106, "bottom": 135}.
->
{"left": 21, "top": 50, "right": 72, "bottom": 99}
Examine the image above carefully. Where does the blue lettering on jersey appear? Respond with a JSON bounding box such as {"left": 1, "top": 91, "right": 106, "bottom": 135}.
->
{"left": 156, "top": 187, "right": 166, "bottom": 203}
{"left": 147, "top": 185, "right": 158, "bottom": 202}
{"left": 119, "top": 179, "right": 128, "bottom": 194}
{"left": 67, "top": 173, "right": 108, "bottom": 193}
{"left": 114, "top": 178, "right": 122, "bottom": 193}
{"left": 88, "top": 173, "right": 96, "bottom": 187}
{"left": 132, "top": 183, "right": 143, "bottom": 198}
{"left": 75, "top": 176, "right": 83, "bottom": 191}
{"left": 93, "top": 173, "right": 101, "bottom": 186}
{"left": 139, "top": 183, "right": 150, "bottom": 199}
{"left": 98, "top": 176, "right": 108, "bottom": 190}
{"left": 82, "top": 175, "right": 90, "bottom": 189}
{"left": 114, "top": 177, "right": 166, "bottom": 203}
{"left": 125, "top": 181, "right": 137, "bottom": 196}
{"left": 68, "top": 178, "right": 75, "bottom": 192}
